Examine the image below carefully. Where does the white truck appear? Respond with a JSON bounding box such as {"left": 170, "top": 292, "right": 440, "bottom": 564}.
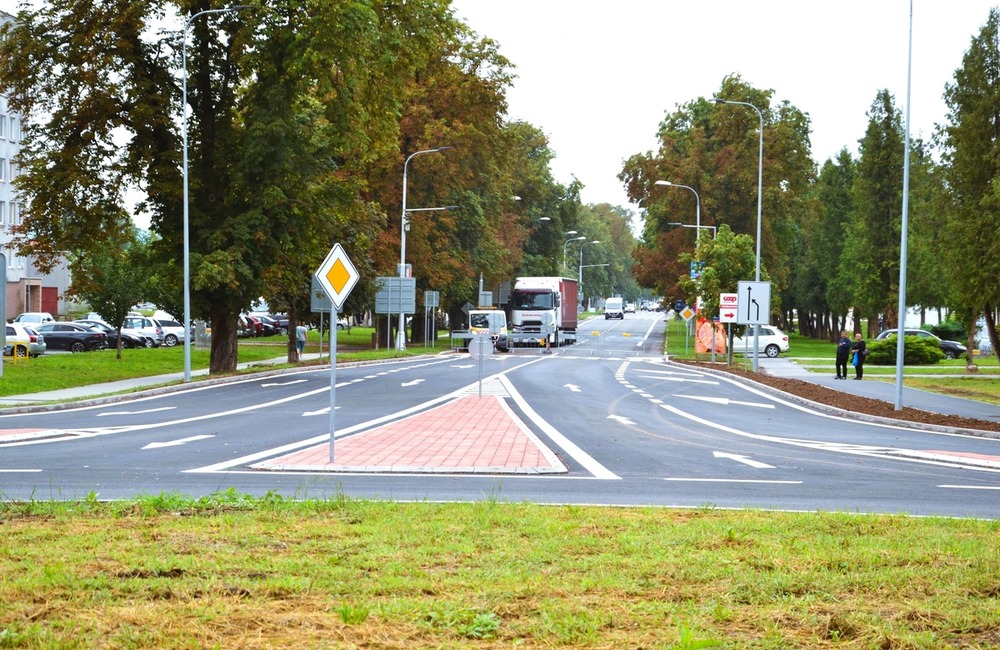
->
{"left": 509, "top": 277, "right": 578, "bottom": 346}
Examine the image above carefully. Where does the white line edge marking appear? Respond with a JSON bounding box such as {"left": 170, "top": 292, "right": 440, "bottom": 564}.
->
{"left": 499, "top": 374, "right": 620, "bottom": 480}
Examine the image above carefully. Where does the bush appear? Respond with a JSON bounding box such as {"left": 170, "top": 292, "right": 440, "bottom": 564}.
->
{"left": 867, "top": 335, "right": 944, "bottom": 365}
{"left": 930, "top": 320, "right": 965, "bottom": 342}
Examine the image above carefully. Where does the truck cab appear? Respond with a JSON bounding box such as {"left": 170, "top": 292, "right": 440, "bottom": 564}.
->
{"left": 468, "top": 309, "right": 509, "bottom": 352}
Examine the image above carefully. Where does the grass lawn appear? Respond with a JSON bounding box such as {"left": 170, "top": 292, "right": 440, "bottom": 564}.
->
{"left": 0, "top": 328, "right": 447, "bottom": 397}
{"left": 0, "top": 494, "right": 996, "bottom": 648}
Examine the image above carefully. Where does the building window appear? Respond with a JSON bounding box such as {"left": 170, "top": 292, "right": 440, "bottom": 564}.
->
{"left": 0, "top": 201, "right": 6, "bottom": 226}
{"left": 0, "top": 159, "right": 5, "bottom": 182}
{"left": 0, "top": 115, "right": 6, "bottom": 140}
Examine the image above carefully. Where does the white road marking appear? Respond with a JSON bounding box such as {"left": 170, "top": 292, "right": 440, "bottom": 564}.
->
{"left": 261, "top": 379, "right": 308, "bottom": 387}
{"left": 0, "top": 469, "right": 43, "bottom": 473}
{"left": 664, "top": 478, "right": 801, "bottom": 484}
{"left": 143, "top": 434, "right": 215, "bottom": 450}
{"left": 713, "top": 451, "right": 775, "bottom": 468}
{"left": 607, "top": 415, "right": 635, "bottom": 425}
{"left": 402, "top": 379, "right": 425, "bottom": 387}
{"left": 677, "top": 395, "right": 775, "bottom": 409}
{"left": 565, "top": 384, "right": 581, "bottom": 392}
{"left": 97, "top": 407, "right": 176, "bottom": 417}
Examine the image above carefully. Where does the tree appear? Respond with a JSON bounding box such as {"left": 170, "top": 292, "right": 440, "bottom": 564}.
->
{"left": 70, "top": 240, "right": 150, "bottom": 359}
{"left": 845, "top": 89, "right": 906, "bottom": 336}
{"left": 0, "top": 0, "right": 457, "bottom": 373}
{"left": 941, "top": 7, "right": 1000, "bottom": 362}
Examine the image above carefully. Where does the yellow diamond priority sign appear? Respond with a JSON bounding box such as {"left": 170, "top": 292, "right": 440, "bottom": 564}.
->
{"left": 314, "top": 243, "right": 359, "bottom": 311}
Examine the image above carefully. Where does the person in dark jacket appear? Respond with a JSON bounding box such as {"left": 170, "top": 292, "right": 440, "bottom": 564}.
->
{"left": 851, "top": 333, "right": 867, "bottom": 379}
{"left": 835, "top": 331, "right": 852, "bottom": 379}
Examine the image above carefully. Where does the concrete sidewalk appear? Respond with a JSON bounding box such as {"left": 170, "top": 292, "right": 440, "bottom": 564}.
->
{"left": 758, "top": 356, "right": 1000, "bottom": 424}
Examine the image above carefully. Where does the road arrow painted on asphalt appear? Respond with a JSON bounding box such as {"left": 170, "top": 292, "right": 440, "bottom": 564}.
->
{"left": 677, "top": 395, "right": 774, "bottom": 409}
{"left": 142, "top": 434, "right": 215, "bottom": 450}
{"left": 713, "top": 451, "right": 775, "bottom": 469}
{"left": 98, "top": 407, "right": 176, "bottom": 417}
{"left": 451, "top": 364, "right": 475, "bottom": 369}
{"left": 261, "top": 379, "right": 308, "bottom": 387}
{"left": 565, "top": 384, "right": 581, "bottom": 393}
{"left": 303, "top": 407, "right": 339, "bottom": 416}
{"left": 402, "top": 379, "right": 425, "bottom": 387}
{"left": 607, "top": 415, "right": 635, "bottom": 425}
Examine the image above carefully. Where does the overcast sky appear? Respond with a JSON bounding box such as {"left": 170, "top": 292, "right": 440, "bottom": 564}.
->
{"left": 450, "top": 1, "right": 998, "bottom": 213}
{"left": 1, "top": 1, "right": 995, "bottom": 217}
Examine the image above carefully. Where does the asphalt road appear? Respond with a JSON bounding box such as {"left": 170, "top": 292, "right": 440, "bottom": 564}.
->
{"left": 2, "top": 311, "right": 998, "bottom": 517}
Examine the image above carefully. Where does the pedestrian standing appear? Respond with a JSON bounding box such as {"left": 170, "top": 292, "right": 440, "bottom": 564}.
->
{"left": 851, "top": 332, "right": 867, "bottom": 380}
{"left": 835, "top": 331, "right": 851, "bottom": 379}
{"left": 295, "top": 323, "right": 308, "bottom": 357}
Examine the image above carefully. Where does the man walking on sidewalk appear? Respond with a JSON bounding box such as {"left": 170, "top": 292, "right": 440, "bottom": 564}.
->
{"left": 835, "top": 331, "right": 851, "bottom": 379}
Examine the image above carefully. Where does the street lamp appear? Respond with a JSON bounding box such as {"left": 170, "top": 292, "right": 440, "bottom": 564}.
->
{"left": 654, "top": 180, "right": 701, "bottom": 240}
{"left": 182, "top": 5, "right": 251, "bottom": 382}
{"left": 562, "top": 233, "right": 585, "bottom": 272}
{"left": 668, "top": 222, "right": 716, "bottom": 238}
{"left": 398, "top": 146, "right": 452, "bottom": 351}
{"left": 713, "top": 97, "right": 764, "bottom": 371}
{"left": 578, "top": 240, "right": 600, "bottom": 307}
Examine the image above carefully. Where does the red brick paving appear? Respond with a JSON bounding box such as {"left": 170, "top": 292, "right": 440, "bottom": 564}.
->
{"left": 254, "top": 394, "right": 566, "bottom": 474}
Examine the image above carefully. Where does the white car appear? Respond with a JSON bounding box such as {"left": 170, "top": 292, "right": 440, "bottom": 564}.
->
{"left": 121, "top": 316, "right": 164, "bottom": 348}
{"left": 732, "top": 326, "right": 790, "bottom": 358}
{"left": 13, "top": 312, "right": 55, "bottom": 325}
{"left": 4, "top": 322, "right": 46, "bottom": 357}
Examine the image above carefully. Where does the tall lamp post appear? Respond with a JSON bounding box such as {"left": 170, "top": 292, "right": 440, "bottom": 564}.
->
{"left": 578, "top": 240, "right": 600, "bottom": 308}
{"left": 397, "top": 146, "right": 451, "bottom": 352}
{"left": 654, "top": 180, "right": 701, "bottom": 240}
{"left": 182, "top": 5, "right": 250, "bottom": 382}
{"left": 562, "top": 232, "right": 584, "bottom": 273}
{"left": 713, "top": 97, "right": 764, "bottom": 371}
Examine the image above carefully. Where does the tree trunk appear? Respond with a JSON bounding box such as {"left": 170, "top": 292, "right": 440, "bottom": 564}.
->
{"left": 209, "top": 310, "right": 239, "bottom": 374}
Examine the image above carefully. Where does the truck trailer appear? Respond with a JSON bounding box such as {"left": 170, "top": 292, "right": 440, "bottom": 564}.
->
{"left": 509, "top": 277, "right": 578, "bottom": 346}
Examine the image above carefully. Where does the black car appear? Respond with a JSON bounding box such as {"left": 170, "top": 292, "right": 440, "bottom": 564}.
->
{"left": 874, "top": 328, "right": 968, "bottom": 359}
{"left": 256, "top": 315, "right": 279, "bottom": 337}
{"left": 74, "top": 320, "right": 146, "bottom": 349}
{"left": 35, "top": 322, "right": 108, "bottom": 352}
{"left": 267, "top": 314, "right": 289, "bottom": 335}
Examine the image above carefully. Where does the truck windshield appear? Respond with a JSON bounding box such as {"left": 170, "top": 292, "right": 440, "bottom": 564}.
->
{"left": 512, "top": 292, "right": 553, "bottom": 309}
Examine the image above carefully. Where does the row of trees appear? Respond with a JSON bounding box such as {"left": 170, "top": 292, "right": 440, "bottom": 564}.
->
{"left": 622, "top": 9, "right": 1000, "bottom": 362}
{"left": 0, "top": 0, "right": 637, "bottom": 372}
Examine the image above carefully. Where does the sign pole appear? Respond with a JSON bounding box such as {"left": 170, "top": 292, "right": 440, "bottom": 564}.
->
{"left": 329, "top": 320, "right": 337, "bottom": 462}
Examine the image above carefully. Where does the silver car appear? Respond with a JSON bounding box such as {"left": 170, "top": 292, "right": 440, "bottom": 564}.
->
{"left": 4, "top": 323, "right": 46, "bottom": 357}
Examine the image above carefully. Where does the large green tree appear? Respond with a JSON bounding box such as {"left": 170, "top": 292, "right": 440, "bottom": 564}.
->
{"left": 0, "top": 0, "right": 454, "bottom": 372}
{"left": 845, "top": 89, "right": 905, "bottom": 336}
{"left": 941, "top": 7, "right": 1000, "bottom": 361}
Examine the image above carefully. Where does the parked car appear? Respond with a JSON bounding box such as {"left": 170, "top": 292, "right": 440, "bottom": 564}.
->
{"left": 121, "top": 316, "right": 163, "bottom": 348}
{"left": 732, "top": 325, "right": 790, "bottom": 358}
{"left": 35, "top": 322, "right": 107, "bottom": 352}
{"left": 13, "top": 312, "right": 55, "bottom": 325}
{"left": 267, "top": 314, "right": 289, "bottom": 335}
{"left": 4, "top": 323, "right": 46, "bottom": 357}
{"left": 256, "top": 315, "right": 279, "bottom": 337}
{"left": 874, "top": 328, "right": 968, "bottom": 359}
{"left": 74, "top": 320, "right": 146, "bottom": 349}
{"left": 155, "top": 319, "right": 187, "bottom": 347}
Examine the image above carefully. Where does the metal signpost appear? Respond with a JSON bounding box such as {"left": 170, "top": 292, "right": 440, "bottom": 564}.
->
{"left": 424, "top": 290, "right": 439, "bottom": 347}
{"left": 736, "top": 281, "right": 771, "bottom": 371}
{"left": 314, "top": 243, "right": 360, "bottom": 462}
{"left": 719, "top": 292, "right": 738, "bottom": 364}
{"left": 376, "top": 276, "right": 416, "bottom": 350}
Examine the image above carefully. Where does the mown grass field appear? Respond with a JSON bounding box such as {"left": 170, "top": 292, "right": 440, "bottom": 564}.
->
{"left": 1, "top": 494, "right": 997, "bottom": 649}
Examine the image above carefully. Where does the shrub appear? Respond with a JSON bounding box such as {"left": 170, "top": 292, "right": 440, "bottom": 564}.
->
{"left": 930, "top": 320, "right": 965, "bottom": 342}
{"left": 867, "top": 335, "right": 944, "bottom": 365}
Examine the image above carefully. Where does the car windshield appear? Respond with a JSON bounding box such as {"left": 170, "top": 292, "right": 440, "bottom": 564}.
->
{"left": 512, "top": 292, "right": 552, "bottom": 309}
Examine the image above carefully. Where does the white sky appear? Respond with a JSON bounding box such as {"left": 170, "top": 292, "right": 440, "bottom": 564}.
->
{"left": 2, "top": 1, "right": 995, "bottom": 216}
{"left": 450, "top": 0, "right": 998, "bottom": 212}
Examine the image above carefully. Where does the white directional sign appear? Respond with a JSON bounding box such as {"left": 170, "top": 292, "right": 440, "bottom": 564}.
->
{"left": 736, "top": 281, "right": 771, "bottom": 325}
{"left": 314, "top": 243, "right": 359, "bottom": 311}
{"left": 719, "top": 292, "right": 738, "bottom": 323}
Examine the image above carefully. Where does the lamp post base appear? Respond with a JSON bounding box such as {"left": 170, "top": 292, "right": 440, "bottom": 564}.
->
{"left": 395, "top": 332, "right": 407, "bottom": 352}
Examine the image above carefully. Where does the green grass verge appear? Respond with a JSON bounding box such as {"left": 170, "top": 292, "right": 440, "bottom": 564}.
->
{"left": 0, "top": 328, "right": 447, "bottom": 397}
{"left": 0, "top": 493, "right": 996, "bottom": 648}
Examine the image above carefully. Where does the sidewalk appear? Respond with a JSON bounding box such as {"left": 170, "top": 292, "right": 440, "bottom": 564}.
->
{"left": 757, "top": 356, "right": 1000, "bottom": 424}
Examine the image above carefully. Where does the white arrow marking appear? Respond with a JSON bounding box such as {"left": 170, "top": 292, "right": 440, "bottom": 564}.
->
{"left": 451, "top": 364, "right": 475, "bottom": 369}
{"left": 677, "top": 395, "right": 774, "bottom": 409}
{"left": 303, "top": 407, "right": 340, "bottom": 416}
{"left": 607, "top": 415, "right": 634, "bottom": 425}
{"left": 713, "top": 451, "right": 775, "bottom": 469}
{"left": 142, "top": 434, "right": 215, "bottom": 450}
{"left": 402, "top": 379, "right": 425, "bottom": 387}
{"left": 261, "top": 379, "right": 308, "bottom": 387}
{"left": 98, "top": 407, "right": 176, "bottom": 417}
{"left": 564, "top": 384, "right": 581, "bottom": 393}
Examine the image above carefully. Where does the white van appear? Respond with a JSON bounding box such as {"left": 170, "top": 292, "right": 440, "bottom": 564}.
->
{"left": 604, "top": 297, "right": 624, "bottom": 320}
{"left": 468, "top": 309, "right": 509, "bottom": 352}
